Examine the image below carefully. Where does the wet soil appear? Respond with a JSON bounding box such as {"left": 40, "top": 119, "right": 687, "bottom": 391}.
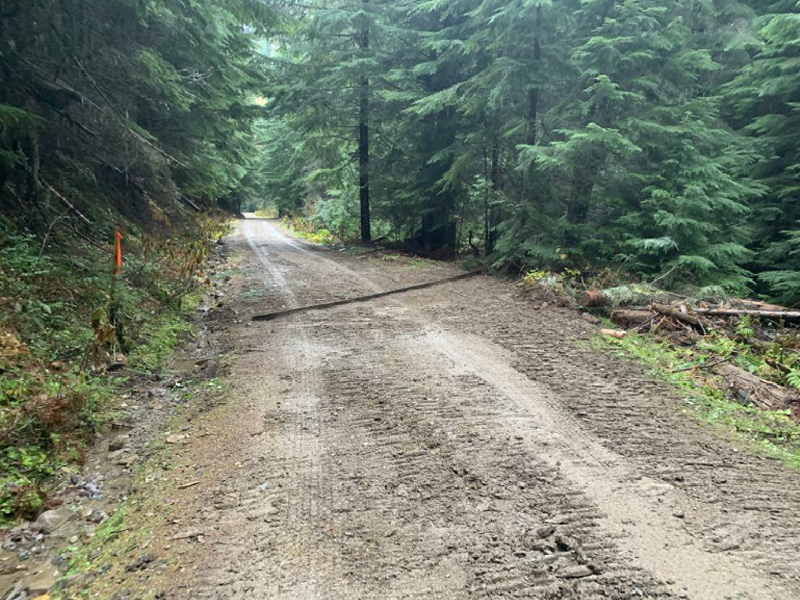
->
{"left": 45, "top": 217, "right": 800, "bottom": 599}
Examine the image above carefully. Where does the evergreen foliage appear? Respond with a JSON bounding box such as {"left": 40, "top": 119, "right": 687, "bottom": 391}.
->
{"left": 0, "top": 0, "right": 274, "bottom": 231}
{"left": 725, "top": 1, "right": 800, "bottom": 303}
{"left": 258, "top": 0, "right": 800, "bottom": 303}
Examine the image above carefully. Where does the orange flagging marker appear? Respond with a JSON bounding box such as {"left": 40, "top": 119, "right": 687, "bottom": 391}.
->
{"left": 114, "top": 230, "right": 123, "bottom": 277}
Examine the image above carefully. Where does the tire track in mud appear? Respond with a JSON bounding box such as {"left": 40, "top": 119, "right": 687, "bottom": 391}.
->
{"left": 199, "top": 219, "right": 329, "bottom": 598}
{"left": 412, "top": 328, "right": 789, "bottom": 600}
{"left": 239, "top": 220, "right": 672, "bottom": 597}
{"left": 408, "top": 277, "right": 800, "bottom": 589}
{"left": 304, "top": 309, "right": 674, "bottom": 599}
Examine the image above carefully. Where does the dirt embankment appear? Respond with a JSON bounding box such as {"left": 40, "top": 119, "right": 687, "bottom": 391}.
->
{"left": 43, "top": 216, "right": 800, "bottom": 600}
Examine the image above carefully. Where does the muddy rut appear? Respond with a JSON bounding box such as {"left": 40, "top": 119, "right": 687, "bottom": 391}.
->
{"left": 152, "top": 217, "right": 800, "bottom": 600}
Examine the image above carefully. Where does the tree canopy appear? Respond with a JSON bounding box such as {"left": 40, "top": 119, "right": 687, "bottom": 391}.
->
{"left": 2, "top": 0, "right": 799, "bottom": 303}
{"left": 258, "top": 0, "right": 800, "bottom": 303}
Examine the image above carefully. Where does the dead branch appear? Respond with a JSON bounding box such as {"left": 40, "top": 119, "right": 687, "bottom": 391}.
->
{"left": 72, "top": 55, "right": 189, "bottom": 169}
{"left": 42, "top": 181, "right": 91, "bottom": 224}
{"left": 651, "top": 303, "right": 704, "bottom": 328}
{"left": 694, "top": 308, "right": 800, "bottom": 320}
{"left": 671, "top": 356, "right": 731, "bottom": 374}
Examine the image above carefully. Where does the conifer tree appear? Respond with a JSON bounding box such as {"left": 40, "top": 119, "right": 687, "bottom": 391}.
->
{"left": 266, "top": 0, "right": 388, "bottom": 242}
{"left": 0, "top": 0, "right": 274, "bottom": 225}
{"left": 725, "top": 1, "right": 800, "bottom": 302}
{"left": 256, "top": 0, "right": 797, "bottom": 298}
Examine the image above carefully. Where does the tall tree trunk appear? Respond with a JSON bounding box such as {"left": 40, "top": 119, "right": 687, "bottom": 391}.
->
{"left": 418, "top": 106, "right": 457, "bottom": 253}
{"left": 526, "top": 5, "right": 542, "bottom": 147}
{"left": 486, "top": 142, "right": 501, "bottom": 254}
{"left": 358, "top": 0, "right": 371, "bottom": 242}
{"left": 483, "top": 147, "right": 490, "bottom": 253}
{"left": 567, "top": 154, "right": 599, "bottom": 225}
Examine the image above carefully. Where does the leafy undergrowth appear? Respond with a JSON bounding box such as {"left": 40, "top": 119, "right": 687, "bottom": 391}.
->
{"left": 370, "top": 252, "right": 433, "bottom": 269}
{"left": 280, "top": 215, "right": 338, "bottom": 245}
{"left": 596, "top": 330, "right": 800, "bottom": 469}
{"left": 279, "top": 216, "right": 443, "bottom": 268}
{"left": 0, "top": 217, "right": 226, "bottom": 523}
{"left": 254, "top": 207, "right": 278, "bottom": 219}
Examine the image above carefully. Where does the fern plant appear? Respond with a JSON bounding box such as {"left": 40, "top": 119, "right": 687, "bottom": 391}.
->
{"left": 787, "top": 369, "right": 800, "bottom": 390}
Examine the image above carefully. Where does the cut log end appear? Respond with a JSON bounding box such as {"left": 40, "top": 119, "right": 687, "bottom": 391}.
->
{"left": 576, "top": 290, "right": 611, "bottom": 308}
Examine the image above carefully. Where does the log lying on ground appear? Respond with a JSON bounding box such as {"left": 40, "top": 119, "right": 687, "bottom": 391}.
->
{"left": 694, "top": 308, "right": 800, "bottom": 320}
{"left": 651, "top": 302, "right": 704, "bottom": 327}
{"left": 611, "top": 309, "right": 653, "bottom": 328}
{"left": 713, "top": 362, "right": 800, "bottom": 412}
{"left": 576, "top": 290, "right": 611, "bottom": 308}
{"left": 729, "top": 298, "right": 793, "bottom": 312}
{"left": 252, "top": 271, "right": 482, "bottom": 322}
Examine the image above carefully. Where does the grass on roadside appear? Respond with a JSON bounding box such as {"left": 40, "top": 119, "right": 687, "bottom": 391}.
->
{"left": 594, "top": 329, "right": 800, "bottom": 469}
{"left": 56, "top": 374, "right": 230, "bottom": 600}
{"left": 370, "top": 253, "right": 432, "bottom": 269}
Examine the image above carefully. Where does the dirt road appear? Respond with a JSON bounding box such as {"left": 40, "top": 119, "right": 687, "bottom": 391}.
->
{"left": 119, "top": 217, "right": 800, "bottom": 599}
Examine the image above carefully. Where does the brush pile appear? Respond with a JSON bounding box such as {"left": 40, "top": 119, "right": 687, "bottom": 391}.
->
{"left": 589, "top": 292, "right": 800, "bottom": 418}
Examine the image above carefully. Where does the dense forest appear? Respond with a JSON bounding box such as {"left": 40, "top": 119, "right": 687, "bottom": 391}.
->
{"left": 2, "top": 1, "right": 799, "bottom": 303}
{"left": 261, "top": 0, "right": 800, "bottom": 304}
{"left": 0, "top": 0, "right": 274, "bottom": 226}
{"left": 0, "top": 0, "right": 277, "bottom": 519}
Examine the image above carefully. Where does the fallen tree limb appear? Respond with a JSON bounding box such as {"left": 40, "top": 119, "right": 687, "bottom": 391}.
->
{"left": 651, "top": 302, "right": 704, "bottom": 328}
{"left": 649, "top": 265, "right": 679, "bottom": 287}
{"left": 694, "top": 308, "right": 800, "bottom": 320}
{"left": 43, "top": 181, "right": 91, "bottom": 225}
{"left": 252, "top": 271, "right": 482, "bottom": 322}
{"left": 72, "top": 55, "right": 189, "bottom": 170}
{"left": 671, "top": 356, "right": 731, "bottom": 374}
{"left": 766, "top": 357, "right": 792, "bottom": 375}
{"left": 713, "top": 362, "right": 800, "bottom": 412}
{"left": 728, "top": 298, "right": 792, "bottom": 312}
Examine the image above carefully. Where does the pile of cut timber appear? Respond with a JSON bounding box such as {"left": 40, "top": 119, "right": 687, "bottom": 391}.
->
{"left": 589, "top": 296, "right": 800, "bottom": 418}
{"left": 608, "top": 301, "right": 800, "bottom": 333}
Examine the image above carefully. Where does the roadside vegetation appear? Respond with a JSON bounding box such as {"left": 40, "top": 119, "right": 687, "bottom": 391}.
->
{"left": 0, "top": 217, "right": 225, "bottom": 522}
{"left": 596, "top": 330, "right": 800, "bottom": 469}
{"left": 281, "top": 215, "right": 339, "bottom": 246}
{"left": 259, "top": 1, "right": 800, "bottom": 308}
{"left": 1, "top": 0, "right": 265, "bottom": 522}
{"left": 518, "top": 270, "right": 800, "bottom": 467}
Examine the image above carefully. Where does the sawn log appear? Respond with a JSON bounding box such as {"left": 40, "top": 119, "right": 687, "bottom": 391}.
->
{"left": 694, "top": 308, "right": 800, "bottom": 320}
{"left": 611, "top": 309, "right": 653, "bottom": 328}
{"left": 713, "top": 362, "right": 800, "bottom": 413}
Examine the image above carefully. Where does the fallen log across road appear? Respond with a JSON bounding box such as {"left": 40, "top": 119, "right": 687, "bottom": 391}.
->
{"left": 252, "top": 270, "right": 482, "bottom": 322}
